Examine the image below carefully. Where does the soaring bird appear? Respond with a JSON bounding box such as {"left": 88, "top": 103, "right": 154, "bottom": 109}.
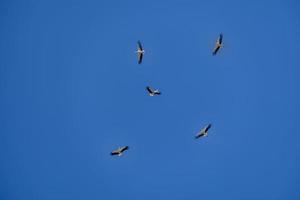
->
{"left": 195, "top": 124, "right": 212, "bottom": 139}
{"left": 136, "top": 41, "right": 145, "bottom": 64}
{"left": 110, "top": 146, "right": 129, "bottom": 156}
{"left": 146, "top": 86, "right": 161, "bottom": 96}
{"left": 212, "top": 34, "right": 223, "bottom": 55}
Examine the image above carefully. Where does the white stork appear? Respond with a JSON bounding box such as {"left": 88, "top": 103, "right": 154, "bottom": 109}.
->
{"left": 146, "top": 86, "right": 161, "bottom": 96}
{"left": 195, "top": 124, "right": 212, "bottom": 139}
{"left": 136, "top": 41, "right": 145, "bottom": 64}
{"left": 110, "top": 146, "right": 129, "bottom": 156}
{"left": 212, "top": 34, "right": 223, "bottom": 55}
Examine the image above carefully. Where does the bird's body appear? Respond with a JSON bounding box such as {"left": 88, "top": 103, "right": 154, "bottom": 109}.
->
{"left": 136, "top": 41, "right": 145, "bottom": 64}
{"left": 212, "top": 34, "right": 223, "bottom": 55}
{"left": 110, "top": 146, "right": 129, "bottom": 156}
{"left": 195, "top": 124, "right": 212, "bottom": 139}
{"left": 146, "top": 86, "right": 161, "bottom": 96}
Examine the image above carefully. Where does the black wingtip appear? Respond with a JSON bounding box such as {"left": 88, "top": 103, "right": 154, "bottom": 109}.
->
{"left": 219, "top": 34, "right": 223, "bottom": 43}
{"left": 137, "top": 40, "right": 143, "bottom": 50}
{"left": 206, "top": 124, "right": 212, "bottom": 131}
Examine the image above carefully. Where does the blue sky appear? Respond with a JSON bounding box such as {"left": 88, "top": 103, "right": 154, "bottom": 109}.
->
{"left": 1, "top": 0, "right": 300, "bottom": 199}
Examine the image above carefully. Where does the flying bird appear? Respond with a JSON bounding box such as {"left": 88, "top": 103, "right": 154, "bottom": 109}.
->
{"left": 212, "top": 34, "right": 223, "bottom": 55}
{"left": 195, "top": 124, "right": 212, "bottom": 139}
{"left": 136, "top": 41, "right": 145, "bottom": 64}
{"left": 146, "top": 86, "right": 161, "bottom": 96}
{"left": 110, "top": 146, "right": 129, "bottom": 156}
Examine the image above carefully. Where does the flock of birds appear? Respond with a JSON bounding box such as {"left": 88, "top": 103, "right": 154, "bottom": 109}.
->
{"left": 110, "top": 34, "right": 224, "bottom": 157}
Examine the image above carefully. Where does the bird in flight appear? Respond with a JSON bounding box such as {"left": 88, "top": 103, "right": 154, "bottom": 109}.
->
{"left": 110, "top": 146, "right": 129, "bottom": 156}
{"left": 146, "top": 86, "right": 161, "bottom": 96}
{"left": 136, "top": 41, "right": 145, "bottom": 64}
{"left": 212, "top": 34, "right": 223, "bottom": 55}
{"left": 195, "top": 124, "right": 212, "bottom": 139}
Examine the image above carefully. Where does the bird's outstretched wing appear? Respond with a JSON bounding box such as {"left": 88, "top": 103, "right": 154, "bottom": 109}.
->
{"left": 137, "top": 41, "right": 143, "bottom": 50}
{"left": 218, "top": 34, "right": 223, "bottom": 44}
{"left": 110, "top": 150, "right": 119, "bottom": 156}
{"left": 212, "top": 46, "right": 220, "bottom": 55}
{"left": 120, "top": 146, "right": 129, "bottom": 153}
{"left": 153, "top": 89, "right": 161, "bottom": 95}
{"left": 138, "top": 52, "right": 143, "bottom": 64}
{"left": 195, "top": 132, "right": 205, "bottom": 139}
{"left": 205, "top": 124, "right": 212, "bottom": 132}
{"left": 146, "top": 86, "right": 153, "bottom": 94}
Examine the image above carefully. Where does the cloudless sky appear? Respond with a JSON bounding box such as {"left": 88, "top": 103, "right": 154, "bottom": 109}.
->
{"left": 1, "top": 0, "right": 300, "bottom": 199}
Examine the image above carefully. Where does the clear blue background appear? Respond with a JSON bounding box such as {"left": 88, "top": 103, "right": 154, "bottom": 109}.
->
{"left": 1, "top": 0, "right": 300, "bottom": 199}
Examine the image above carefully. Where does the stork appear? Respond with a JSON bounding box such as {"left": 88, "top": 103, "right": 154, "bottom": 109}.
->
{"left": 146, "top": 86, "right": 161, "bottom": 96}
{"left": 110, "top": 146, "right": 129, "bottom": 156}
{"left": 212, "top": 34, "right": 223, "bottom": 55}
{"left": 195, "top": 124, "right": 212, "bottom": 139}
{"left": 136, "top": 41, "right": 145, "bottom": 64}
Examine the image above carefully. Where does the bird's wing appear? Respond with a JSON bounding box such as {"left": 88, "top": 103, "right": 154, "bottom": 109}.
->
{"left": 212, "top": 45, "right": 220, "bottom": 55}
{"left": 146, "top": 86, "right": 153, "bottom": 93}
{"left": 195, "top": 132, "right": 205, "bottom": 139}
{"left": 138, "top": 52, "right": 143, "bottom": 64}
{"left": 110, "top": 151, "right": 119, "bottom": 155}
{"left": 196, "top": 127, "right": 206, "bottom": 138}
{"left": 219, "top": 34, "right": 223, "bottom": 44}
{"left": 121, "top": 146, "right": 129, "bottom": 152}
{"left": 205, "top": 124, "right": 212, "bottom": 132}
{"left": 137, "top": 41, "right": 143, "bottom": 50}
{"left": 155, "top": 91, "right": 161, "bottom": 95}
